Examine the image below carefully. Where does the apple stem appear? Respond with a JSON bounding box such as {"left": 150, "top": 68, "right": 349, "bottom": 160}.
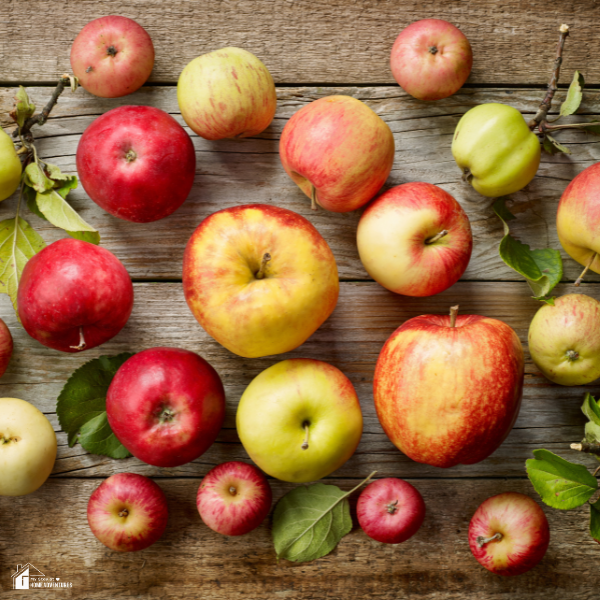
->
{"left": 575, "top": 253, "right": 596, "bottom": 286}
{"left": 425, "top": 230, "right": 449, "bottom": 245}
{"left": 428, "top": 46, "right": 438, "bottom": 55}
{"left": 571, "top": 442, "right": 600, "bottom": 456}
{"left": 255, "top": 253, "right": 271, "bottom": 280}
{"left": 125, "top": 149, "right": 138, "bottom": 163}
{"left": 118, "top": 508, "right": 129, "bottom": 518}
{"left": 107, "top": 45, "right": 118, "bottom": 57}
{"left": 476, "top": 532, "right": 503, "bottom": 548}
{"left": 310, "top": 185, "right": 318, "bottom": 211}
{"left": 566, "top": 349, "right": 579, "bottom": 361}
{"left": 69, "top": 327, "right": 87, "bottom": 351}
{"left": 461, "top": 168, "right": 473, "bottom": 184}
{"left": 229, "top": 486, "right": 237, "bottom": 496}
{"left": 386, "top": 499, "right": 399, "bottom": 514}
{"left": 449, "top": 305, "right": 459, "bottom": 328}
{"left": 301, "top": 422, "right": 310, "bottom": 450}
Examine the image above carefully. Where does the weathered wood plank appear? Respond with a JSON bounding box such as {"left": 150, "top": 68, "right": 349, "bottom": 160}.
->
{"left": 1, "top": 281, "right": 597, "bottom": 480}
{"left": 1, "top": 86, "right": 598, "bottom": 282}
{"left": 1, "top": 0, "right": 599, "bottom": 86}
{"left": 1, "top": 477, "right": 599, "bottom": 599}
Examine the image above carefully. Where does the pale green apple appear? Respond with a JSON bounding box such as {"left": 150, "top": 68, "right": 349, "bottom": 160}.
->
{"left": 528, "top": 294, "right": 600, "bottom": 386}
{"left": 0, "top": 128, "right": 22, "bottom": 201}
{"left": 236, "top": 358, "right": 363, "bottom": 483}
{"left": 452, "top": 103, "right": 541, "bottom": 197}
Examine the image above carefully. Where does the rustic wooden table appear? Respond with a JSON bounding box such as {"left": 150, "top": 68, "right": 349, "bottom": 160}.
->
{"left": 2, "top": 1, "right": 600, "bottom": 598}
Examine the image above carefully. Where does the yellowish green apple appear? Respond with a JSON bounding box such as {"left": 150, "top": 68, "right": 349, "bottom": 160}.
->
{"left": 0, "top": 127, "right": 22, "bottom": 201}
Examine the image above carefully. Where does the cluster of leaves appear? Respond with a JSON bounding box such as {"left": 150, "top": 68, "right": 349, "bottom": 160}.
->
{"left": 1, "top": 86, "right": 99, "bottom": 316}
{"left": 526, "top": 393, "right": 600, "bottom": 543}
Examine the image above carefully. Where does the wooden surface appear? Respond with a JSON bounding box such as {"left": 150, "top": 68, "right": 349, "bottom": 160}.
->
{"left": 2, "top": 1, "right": 600, "bottom": 598}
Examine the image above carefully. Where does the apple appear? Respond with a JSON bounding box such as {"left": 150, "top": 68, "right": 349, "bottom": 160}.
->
{"left": 390, "top": 19, "right": 472, "bottom": 101}
{"left": 17, "top": 238, "right": 134, "bottom": 353}
{"left": 357, "top": 478, "right": 426, "bottom": 544}
{"left": 279, "top": 95, "right": 395, "bottom": 212}
{"left": 87, "top": 473, "right": 168, "bottom": 552}
{"left": 452, "top": 103, "right": 541, "bottom": 197}
{"left": 469, "top": 492, "right": 550, "bottom": 576}
{"left": 357, "top": 182, "right": 472, "bottom": 296}
{"left": 0, "top": 127, "right": 22, "bottom": 202}
{"left": 236, "top": 358, "right": 363, "bottom": 483}
{"left": 528, "top": 294, "right": 600, "bottom": 386}
{"left": 196, "top": 461, "right": 272, "bottom": 536}
{"left": 557, "top": 162, "right": 600, "bottom": 278}
{"left": 76, "top": 105, "right": 196, "bottom": 223}
{"left": 183, "top": 204, "right": 339, "bottom": 358}
{"left": 0, "top": 397, "right": 57, "bottom": 496}
{"left": 0, "top": 318, "right": 13, "bottom": 378}
{"left": 106, "top": 347, "right": 226, "bottom": 468}
{"left": 70, "top": 16, "right": 155, "bottom": 98}
{"left": 374, "top": 306, "right": 524, "bottom": 468}
{"left": 178, "top": 47, "right": 277, "bottom": 140}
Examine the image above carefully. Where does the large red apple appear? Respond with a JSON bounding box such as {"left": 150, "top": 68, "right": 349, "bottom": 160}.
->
{"left": 374, "top": 306, "right": 524, "bottom": 468}
{"left": 106, "top": 347, "right": 226, "bottom": 468}
{"left": 390, "top": 19, "right": 472, "bottom": 101}
{"left": 17, "top": 239, "right": 134, "bottom": 353}
{"left": 87, "top": 473, "right": 168, "bottom": 552}
{"left": 76, "top": 105, "right": 196, "bottom": 223}
{"left": 279, "top": 95, "right": 395, "bottom": 212}
{"left": 196, "top": 461, "right": 272, "bottom": 536}
{"left": 357, "top": 182, "right": 472, "bottom": 296}
{"left": 469, "top": 492, "right": 550, "bottom": 576}
{"left": 70, "top": 16, "right": 155, "bottom": 98}
{"left": 0, "top": 318, "right": 13, "bottom": 378}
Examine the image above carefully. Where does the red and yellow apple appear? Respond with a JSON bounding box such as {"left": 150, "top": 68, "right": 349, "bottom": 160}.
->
{"left": 357, "top": 182, "right": 472, "bottom": 296}
{"left": 374, "top": 307, "right": 524, "bottom": 468}
{"left": 183, "top": 204, "right": 339, "bottom": 358}
{"left": 279, "top": 95, "right": 395, "bottom": 212}
{"left": 390, "top": 19, "right": 472, "bottom": 101}
{"left": 178, "top": 47, "right": 277, "bottom": 140}
{"left": 0, "top": 318, "right": 13, "bottom": 378}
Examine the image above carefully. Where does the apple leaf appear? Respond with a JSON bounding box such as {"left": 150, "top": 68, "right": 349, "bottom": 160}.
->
{"left": 56, "top": 353, "right": 135, "bottom": 459}
{"left": 493, "top": 198, "right": 562, "bottom": 304}
{"left": 9, "top": 86, "right": 35, "bottom": 128}
{"left": 526, "top": 449, "right": 598, "bottom": 510}
{"left": 559, "top": 71, "right": 584, "bottom": 117}
{"left": 590, "top": 498, "right": 600, "bottom": 543}
{"left": 24, "top": 163, "right": 55, "bottom": 193}
{"left": 542, "top": 134, "right": 571, "bottom": 155}
{"left": 272, "top": 472, "right": 376, "bottom": 562}
{"left": 0, "top": 215, "right": 46, "bottom": 315}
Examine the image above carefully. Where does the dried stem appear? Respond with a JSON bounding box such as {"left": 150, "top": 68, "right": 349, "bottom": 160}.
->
{"left": 449, "top": 305, "right": 459, "bottom": 328}
{"left": 575, "top": 253, "right": 596, "bottom": 287}
{"left": 571, "top": 442, "right": 600, "bottom": 456}
{"left": 310, "top": 185, "right": 318, "bottom": 211}
{"left": 425, "top": 230, "right": 449, "bottom": 245}
{"left": 21, "top": 74, "right": 71, "bottom": 136}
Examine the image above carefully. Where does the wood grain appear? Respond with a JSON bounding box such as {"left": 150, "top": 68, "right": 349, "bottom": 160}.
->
{"left": 1, "top": 0, "right": 599, "bottom": 85}
{"left": 1, "top": 85, "right": 599, "bottom": 283}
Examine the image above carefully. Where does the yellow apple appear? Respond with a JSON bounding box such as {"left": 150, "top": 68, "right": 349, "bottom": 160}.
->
{"left": 0, "top": 127, "right": 22, "bottom": 201}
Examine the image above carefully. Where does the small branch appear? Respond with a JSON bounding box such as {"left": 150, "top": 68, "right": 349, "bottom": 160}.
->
{"left": 21, "top": 74, "right": 71, "bottom": 136}
{"left": 449, "top": 305, "right": 459, "bottom": 328}
{"left": 575, "top": 253, "right": 596, "bottom": 286}
{"left": 571, "top": 442, "right": 600, "bottom": 456}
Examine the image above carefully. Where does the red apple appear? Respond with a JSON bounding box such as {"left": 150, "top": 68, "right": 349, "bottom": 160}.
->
{"left": 469, "top": 492, "right": 550, "bottom": 576}
{"left": 279, "top": 95, "right": 395, "bottom": 212}
{"left": 0, "top": 318, "right": 13, "bottom": 378}
{"left": 87, "top": 473, "right": 168, "bottom": 552}
{"left": 357, "top": 182, "right": 472, "bottom": 296}
{"left": 70, "top": 16, "right": 155, "bottom": 98}
{"left": 390, "top": 19, "right": 472, "bottom": 101}
{"left": 357, "top": 478, "right": 425, "bottom": 544}
{"left": 106, "top": 347, "right": 226, "bottom": 468}
{"left": 374, "top": 306, "right": 524, "bottom": 468}
{"left": 196, "top": 461, "right": 272, "bottom": 536}
{"left": 76, "top": 105, "right": 196, "bottom": 223}
{"left": 17, "top": 239, "right": 134, "bottom": 353}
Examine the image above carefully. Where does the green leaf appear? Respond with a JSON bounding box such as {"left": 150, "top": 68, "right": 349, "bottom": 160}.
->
{"left": 272, "top": 473, "right": 375, "bottom": 563}
{"left": 493, "top": 198, "right": 563, "bottom": 302}
{"left": 559, "top": 71, "right": 584, "bottom": 117}
{"left": 543, "top": 134, "right": 571, "bottom": 155}
{"left": 526, "top": 448, "right": 598, "bottom": 510}
{"left": 44, "top": 162, "right": 78, "bottom": 185}
{"left": 0, "top": 216, "right": 46, "bottom": 315}
{"left": 580, "top": 394, "right": 600, "bottom": 453}
{"left": 590, "top": 498, "right": 600, "bottom": 543}
{"left": 24, "top": 185, "right": 47, "bottom": 221}
{"left": 24, "top": 163, "right": 55, "bottom": 193}
{"left": 56, "top": 353, "right": 135, "bottom": 459}
{"left": 9, "top": 86, "right": 35, "bottom": 128}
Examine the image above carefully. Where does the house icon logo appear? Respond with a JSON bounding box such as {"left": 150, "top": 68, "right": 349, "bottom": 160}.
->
{"left": 12, "top": 563, "right": 45, "bottom": 589}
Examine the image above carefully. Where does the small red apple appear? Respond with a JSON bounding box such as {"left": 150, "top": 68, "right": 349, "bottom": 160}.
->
{"left": 0, "top": 318, "right": 13, "bottom": 377}
{"left": 390, "top": 19, "right": 473, "bottom": 101}
{"left": 76, "top": 105, "right": 196, "bottom": 223}
{"left": 196, "top": 461, "right": 272, "bottom": 536}
{"left": 70, "top": 16, "right": 155, "bottom": 98}
{"left": 106, "top": 347, "right": 226, "bottom": 468}
{"left": 17, "top": 239, "right": 134, "bottom": 353}
{"left": 357, "top": 478, "right": 425, "bottom": 544}
{"left": 87, "top": 473, "right": 168, "bottom": 552}
{"left": 469, "top": 492, "right": 550, "bottom": 576}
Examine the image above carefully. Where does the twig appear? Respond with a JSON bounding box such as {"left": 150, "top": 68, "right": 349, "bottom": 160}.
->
{"left": 571, "top": 442, "right": 600, "bottom": 456}
{"left": 21, "top": 74, "right": 71, "bottom": 135}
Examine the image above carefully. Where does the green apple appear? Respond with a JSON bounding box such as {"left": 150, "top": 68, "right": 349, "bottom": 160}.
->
{"left": 528, "top": 294, "right": 600, "bottom": 386}
{"left": 0, "top": 128, "right": 22, "bottom": 201}
{"left": 236, "top": 358, "right": 363, "bottom": 483}
{"left": 452, "top": 103, "right": 541, "bottom": 197}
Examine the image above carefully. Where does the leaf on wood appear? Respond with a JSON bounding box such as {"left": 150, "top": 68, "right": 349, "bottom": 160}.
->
{"left": 44, "top": 162, "right": 77, "bottom": 184}
{"left": 10, "top": 86, "right": 35, "bottom": 128}
{"left": 493, "top": 198, "right": 562, "bottom": 303}
{"left": 542, "top": 134, "right": 571, "bottom": 155}
{"left": 581, "top": 394, "right": 600, "bottom": 459}
{"left": 526, "top": 448, "right": 598, "bottom": 510}
{"left": 56, "top": 353, "right": 135, "bottom": 459}
{"left": 559, "top": 71, "right": 584, "bottom": 117}
{"left": 590, "top": 498, "right": 600, "bottom": 543}
{"left": 24, "top": 163, "right": 55, "bottom": 193}
{"left": 0, "top": 216, "right": 46, "bottom": 315}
